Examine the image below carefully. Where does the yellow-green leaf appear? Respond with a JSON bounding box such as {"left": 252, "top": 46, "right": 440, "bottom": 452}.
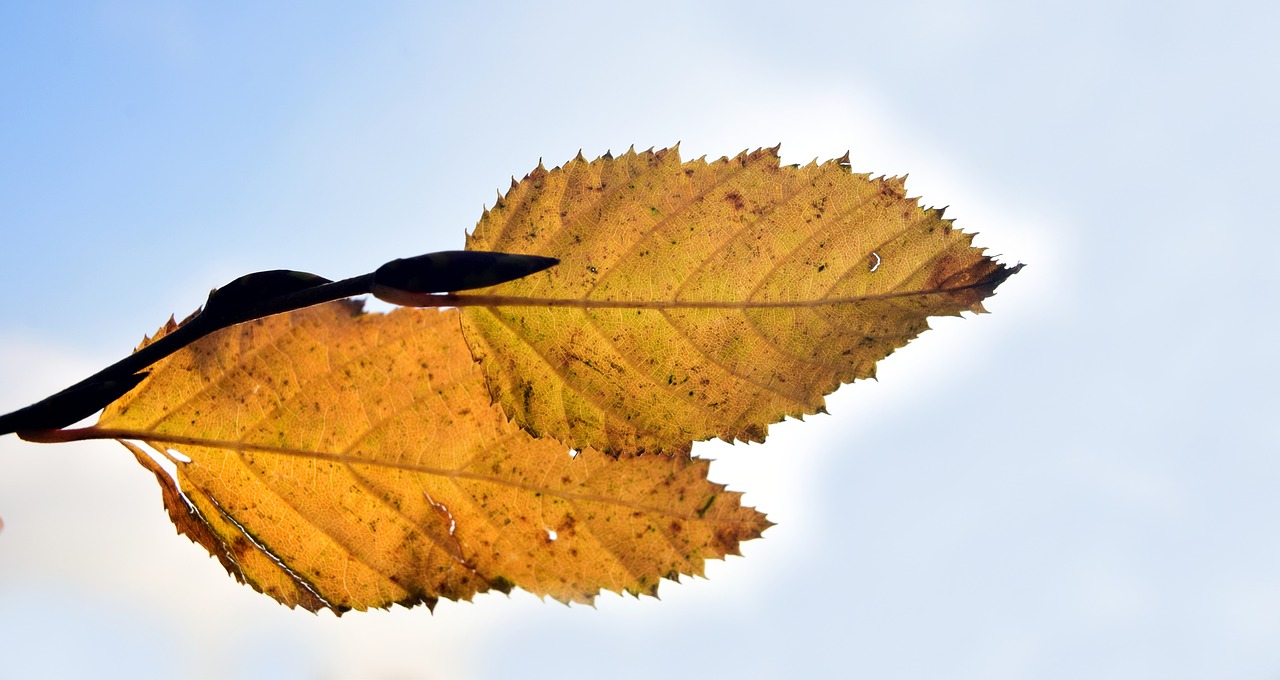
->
{"left": 455, "top": 147, "right": 1019, "bottom": 454}
{"left": 93, "top": 302, "right": 766, "bottom": 613}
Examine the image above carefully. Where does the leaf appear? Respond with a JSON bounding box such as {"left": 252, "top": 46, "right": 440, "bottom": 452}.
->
{"left": 92, "top": 302, "right": 767, "bottom": 613}
{"left": 455, "top": 147, "right": 1020, "bottom": 454}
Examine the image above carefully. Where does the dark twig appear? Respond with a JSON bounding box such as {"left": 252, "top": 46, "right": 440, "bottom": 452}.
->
{"left": 0, "top": 251, "right": 557, "bottom": 437}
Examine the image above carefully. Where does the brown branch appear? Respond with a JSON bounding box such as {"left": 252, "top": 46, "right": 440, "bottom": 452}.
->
{"left": 0, "top": 251, "right": 558, "bottom": 437}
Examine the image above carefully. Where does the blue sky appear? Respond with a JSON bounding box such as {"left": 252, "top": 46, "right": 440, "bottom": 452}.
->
{"left": 1, "top": 2, "right": 1278, "bottom": 678}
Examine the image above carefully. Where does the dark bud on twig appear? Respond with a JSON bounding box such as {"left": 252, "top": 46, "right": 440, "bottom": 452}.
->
{"left": 201, "top": 270, "right": 333, "bottom": 326}
{"left": 0, "top": 250, "right": 556, "bottom": 437}
{"left": 372, "top": 251, "right": 558, "bottom": 300}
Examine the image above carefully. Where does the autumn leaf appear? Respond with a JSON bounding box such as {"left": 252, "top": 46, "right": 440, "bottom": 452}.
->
{"left": 4, "top": 145, "right": 1019, "bottom": 614}
{"left": 72, "top": 302, "right": 766, "bottom": 613}
{"left": 428, "top": 147, "right": 1019, "bottom": 454}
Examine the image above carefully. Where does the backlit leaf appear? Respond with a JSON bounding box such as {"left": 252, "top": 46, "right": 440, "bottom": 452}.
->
{"left": 455, "top": 147, "right": 1019, "bottom": 454}
{"left": 93, "top": 302, "right": 766, "bottom": 613}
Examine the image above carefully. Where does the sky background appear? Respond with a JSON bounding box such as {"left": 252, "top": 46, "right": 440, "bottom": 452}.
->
{"left": 1, "top": 2, "right": 1277, "bottom": 678}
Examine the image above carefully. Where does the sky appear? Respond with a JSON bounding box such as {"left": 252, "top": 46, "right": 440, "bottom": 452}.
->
{"left": 1, "top": 1, "right": 1278, "bottom": 678}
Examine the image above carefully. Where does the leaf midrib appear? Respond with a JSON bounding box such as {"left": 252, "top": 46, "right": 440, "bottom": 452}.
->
{"left": 446, "top": 280, "right": 996, "bottom": 309}
{"left": 57, "top": 426, "right": 755, "bottom": 524}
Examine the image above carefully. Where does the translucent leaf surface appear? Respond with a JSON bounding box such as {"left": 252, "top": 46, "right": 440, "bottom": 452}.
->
{"left": 94, "top": 302, "right": 766, "bottom": 612}
{"left": 458, "top": 147, "right": 1020, "bottom": 454}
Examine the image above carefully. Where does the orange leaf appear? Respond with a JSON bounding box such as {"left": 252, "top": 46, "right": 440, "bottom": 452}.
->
{"left": 91, "top": 302, "right": 767, "bottom": 612}
{"left": 455, "top": 147, "right": 1019, "bottom": 454}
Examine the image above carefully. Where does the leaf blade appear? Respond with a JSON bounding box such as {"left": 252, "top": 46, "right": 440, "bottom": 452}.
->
{"left": 98, "top": 303, "right": 767, "bottom": 612}
{"left": 457, "top": 147, "right": 1019, "bottom": 453}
